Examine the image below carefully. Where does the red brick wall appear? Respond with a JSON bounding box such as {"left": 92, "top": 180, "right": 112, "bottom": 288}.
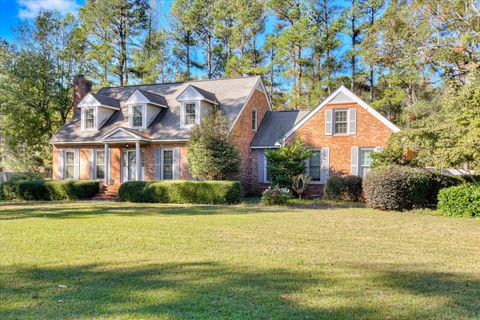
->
{"left": 230, "top": 89, "right": 270, "bottom": 194}
{"left": 289, "top": 102, "right": 394, "bottom": 175}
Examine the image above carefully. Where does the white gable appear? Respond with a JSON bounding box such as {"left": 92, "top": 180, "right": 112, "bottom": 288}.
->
{"left": 177, "top": 85, "right": 206, "bottom": 102}
{"left": 280, "top": 86, "right": 400, "bottom": 142}
{"left": 78, "top": 93, "right": 101, "bottom": 108}
{"left": 125, "top": 90, "right": 150, "bottom": 105}
{"left": 101, "top": 128, "right": 146, "bottom": 141}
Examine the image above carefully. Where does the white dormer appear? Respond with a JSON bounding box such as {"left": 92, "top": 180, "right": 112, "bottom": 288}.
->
{"left": 78, "top": 93, "right": 120, "bottom": 131}
{"left": 176, "top": 85, "right": 218, "bottom": 128}
{"left": 125, "top": 90, "right": 168, "bottom": 129}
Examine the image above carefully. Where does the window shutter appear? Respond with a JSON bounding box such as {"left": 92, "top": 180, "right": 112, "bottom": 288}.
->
{"left": 325, "top": 109, "right": 333, "bottom": 135}
{"left": 128, "top": 106, "right": 132, "bottom": 127}
{"left": 320, "top": 147, "right": 330, "bottom": 184}
{"left": 303, "top": 159, "right": 309, "bottom": 176}
{"left": 195, "top": 101, "right": 201, "bottom": 124}
{"left": 155, "top": 148, "right": 162, "bottom": 180}
{"left": 81, "top": 109, "right": 85, "bottom": 131}
{"left": 173, "top": 147, "right": 180, "bottom": 180}
{"left": 257, "top": 150, "right": 265, "bottom": 183}
{"left": 351, "top": 147, "right": 359, "bottom": 176}
{"left": 348, "top": 108, "right": 357, "bottom": 135}
{"left": 74, "top": 149, "right": 80, "bottom": 180}
{"left": 89, "top": 149, "right": 95, "bottom": 180}
{"left": 180, "top": 103, "right": 185, "bottom": 127}
{"left": 58, "top": 149, "right": 64, "bottom": 180}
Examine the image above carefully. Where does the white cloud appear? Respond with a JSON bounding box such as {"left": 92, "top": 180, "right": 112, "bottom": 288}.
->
{"left": 18, "top": 0, "right": 79, "bottom": 19}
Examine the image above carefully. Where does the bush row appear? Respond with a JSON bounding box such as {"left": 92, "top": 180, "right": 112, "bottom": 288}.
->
{"left": 118, "top": 180, "right": 241, "bottom": 204}
{"left": 438, "top": 184, "right": 480, "bottom": 217}
{"left": 324, "top": 175, "right": 363, "bottom": 201}
{"left": 363, "top": 165, "right": 461, "bottom": 211}
{"left": 0, "top": 180, "right": 100, "bottom": 201}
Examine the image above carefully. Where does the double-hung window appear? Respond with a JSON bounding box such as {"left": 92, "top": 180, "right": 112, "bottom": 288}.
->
{"left": 334, "top": 110, "right": 348, "bottom": 134}
{"left": 360, "top": 147, "right": 374, "bottom": 177}
{"left": 65, "top": 151, "right": 75, "bottom": 179}
{"left": 163, "top": 149, "right": 174, "bottom": 180}
{"left": 185, "top": 103, "right": 196, "bottom": 126}
{"left": 306, "top": 150, "right": 321, "bottom": 182}
{"left": 95, "top": 150, "right": 105, "bottom": 179}
{"left": 132, "top": 105, "right": 143, "bottom": 127}
{"left": 85, "top": 108, "right": 95, "bottom": 130}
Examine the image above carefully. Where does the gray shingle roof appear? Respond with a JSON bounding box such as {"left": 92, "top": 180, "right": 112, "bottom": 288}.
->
{"left": 138, "top": 89, "right": 168, "bottom": 107}
{"left": 251, "top": 110, "right": 310, "bottom": 147}
{"left": 50, "top": 76, "right": 260, "bottom": 143}
{"left": 189, "top": 85, "right": 219, "bottom": 104}
{"left": 90, "top": 93, "right": 121, "bottom": 109}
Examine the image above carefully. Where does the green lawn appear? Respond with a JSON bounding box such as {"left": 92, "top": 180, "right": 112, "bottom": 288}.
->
{"left": 0, "top": 201, "right": 479, "bottom": 319}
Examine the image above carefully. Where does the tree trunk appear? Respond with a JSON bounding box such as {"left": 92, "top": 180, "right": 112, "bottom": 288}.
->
{"left": 350, "top": 0, "right": 356, "bottom": 91}
{"left": 207, "top": 33, "right": 212, "bottom": 79}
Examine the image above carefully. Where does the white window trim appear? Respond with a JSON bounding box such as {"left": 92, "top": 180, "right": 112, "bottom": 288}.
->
{"left": 161, "top": 148, "right": 174, "bottom": 180}
{"left": 63, "top": 149, "right": 76, "bottom": 180}
{"left": 94, "top": 149, "right": 105, "bottom": 180}
{"left": 333, "top": 109, "right": 349, "bottom": 135}
{"left": 359, "top": 147, "right": 375, "bottom": 178}
{"left": 252, "top": 107, "right": 258, "bottom": 132}
{"left": 82, "top": 107, "right": 97, "bottom": 131}
{"left": 305, "top": 149, "right": 322, "bottom": 184}
{"left": 181, "top": 101, "right": 200, "bottom": 128}
{"left": 129, "top": 104, "right": 146, "bottom": 129}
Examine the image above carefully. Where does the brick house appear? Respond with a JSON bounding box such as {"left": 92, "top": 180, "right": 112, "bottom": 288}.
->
{"left": 50, "top": 76, "right": 399, "bottom": 197}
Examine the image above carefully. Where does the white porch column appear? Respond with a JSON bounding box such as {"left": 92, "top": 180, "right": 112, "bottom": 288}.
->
{"left": 104, "top": 143, "right": 109, "bottom": 184}
{"left": 136, "top": 141, "right": 142, "bottom": 181}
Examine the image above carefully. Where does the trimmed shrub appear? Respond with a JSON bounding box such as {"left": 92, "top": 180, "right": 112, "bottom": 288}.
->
{"left": 363, "top": 166, "right": 460, "bottom": 211}
{"left": 438, "top": 185, "right": 480, "bottom": 217}
{"left": 18, "top": 180, "right": 51, "bottom": 200}
{"left": 119, "top": 180, "right": 241, "bottom": 204}
{"left": 324, "top": 175, "right": 363, "bottom": 201}
{"left": 13, "top": 180, "right": 99, "bottom": 201}
{"left": 118, "top": 181, "right": 149, "bottom": 202}
{"left": 0, "top": 172, "right": 45, "bottom": 200}
{"left": 261, "top": 186, "right": 292, "bottom": 205}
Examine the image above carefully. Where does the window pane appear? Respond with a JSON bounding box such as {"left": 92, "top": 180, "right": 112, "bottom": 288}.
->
{"left": 360, "top": 149, "right": 373, "bottom": 166}
{"left": 133, "top": 105, "right": 143, "bottom": 127}
{"left": 185, "top": 103, "right": 196, "bottom": 125}
{"left": 252, "top": 110, "right": 257, "bottom": 130}
{"left": 163, "top": 150, "right": 173, "bottom": 180}
{"left": 85, "top": 109, "right": 94, "bottom": 129}
{"left": 96, "top": 150, "right": 105, "bottom": 179}
{"left": 65, "top": 151, "right": 75, "bottom": 179}
{"left": 308, "top": 151, "right": 321, "bottom": 181}
{"left": 334, "top": 110, "right": 348, "bottom": 134}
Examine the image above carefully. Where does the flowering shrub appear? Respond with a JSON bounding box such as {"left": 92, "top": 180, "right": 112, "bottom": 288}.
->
{"left": 261, "top": 186, "right": 292, "bottom": 205}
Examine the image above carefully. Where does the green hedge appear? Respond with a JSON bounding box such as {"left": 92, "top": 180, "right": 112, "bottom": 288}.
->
{"left": 363, "top": 166, "right": 460, "bottom": 211}
{"left": 15, "top": 180, "right": 100, "bottom": 201}
{"left": 438, "top": 185, "right": 480, "bottom": 217}
{"left": 119, "top": 180, "right": 241, "bottom": 204}
{"left": 324, "top": 175, "right": 363, "bottom": 201}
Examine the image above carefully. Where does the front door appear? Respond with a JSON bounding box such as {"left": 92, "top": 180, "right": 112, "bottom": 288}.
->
{"left": 122, "top": 150, "right": 144, "bottom": 182}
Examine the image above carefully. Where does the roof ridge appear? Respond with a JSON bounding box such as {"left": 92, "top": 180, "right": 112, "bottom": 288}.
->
{"left": 100, "top": 75, "right": 261, "bottom": 91}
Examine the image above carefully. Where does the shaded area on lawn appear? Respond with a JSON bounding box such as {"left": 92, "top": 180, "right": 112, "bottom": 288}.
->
{"left": 1, "top": 261, "right": 479, "bottom": 319}
{"left": 0, "top": 200, "right": 364, "bottom": 221}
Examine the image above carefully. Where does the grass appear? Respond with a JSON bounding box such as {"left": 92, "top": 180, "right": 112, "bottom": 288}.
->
{"left": 0, "top": 201, "right": 479, "bottom": 319}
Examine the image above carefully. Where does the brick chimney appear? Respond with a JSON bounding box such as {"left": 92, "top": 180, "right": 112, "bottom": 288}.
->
{"left": 72, "top": 75, "right": 92, "bottom": 114}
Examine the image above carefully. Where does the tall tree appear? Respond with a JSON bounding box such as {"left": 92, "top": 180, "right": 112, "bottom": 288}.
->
{"left": 343, "top": 0, "right": 364, "bottom": 91}
{"left": 80, "top": 0, "right": 150, "bottom": 86}
{"left": 268, "top": 0, "right": 315, "bottom": 109}
{"left": 0, "top": 12, "right": 80, "bottom": 171}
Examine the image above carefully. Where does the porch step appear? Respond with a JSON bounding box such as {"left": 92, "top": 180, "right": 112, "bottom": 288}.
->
{"left": 92, "top": 184, "right": 120, "bottom": 201}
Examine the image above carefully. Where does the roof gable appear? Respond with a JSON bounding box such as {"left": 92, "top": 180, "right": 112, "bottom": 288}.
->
{"left": 280, "top": 86, "right": 400, "bottom": 142}
{"left": 176, "top": 85, "right": 219, "bottom": 104}
{"left": 126, "top": 89, "right": 168, "bottom": 107}
{"left": 78, "top": 92, "right": 121, "bottom": 110}
{"left": 101, "top": 127, "right": 148, "bottom": 142}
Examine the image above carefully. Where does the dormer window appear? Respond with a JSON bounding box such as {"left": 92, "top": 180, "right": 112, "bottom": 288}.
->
{"left": 132, "top": 105, "right": 143, "bottom": 127}
{"left": 185, "top": 103, "right": 196, "bottom": 126}
{"left": 84, "top": 108, "right": 95, "bottom": 130}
